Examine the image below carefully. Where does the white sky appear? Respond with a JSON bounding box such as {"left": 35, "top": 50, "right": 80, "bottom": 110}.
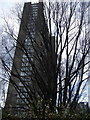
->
{"left": 0, "top": 0, "right": 39, "bottom": 20}
{"left": 0, "top": 0, "right": 39, "bottom": 10}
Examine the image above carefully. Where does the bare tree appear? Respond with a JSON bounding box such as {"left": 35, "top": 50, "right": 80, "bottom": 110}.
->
{"left": 1, "top": 1, "right": 90, "bottom": 117}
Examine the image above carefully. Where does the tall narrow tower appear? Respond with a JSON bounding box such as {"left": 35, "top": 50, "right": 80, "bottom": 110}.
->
{"left": 3, "top": 2, "right": 49, "bottom": 117}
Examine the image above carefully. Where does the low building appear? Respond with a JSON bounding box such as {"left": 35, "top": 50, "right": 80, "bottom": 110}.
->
{"left": 76, "top": 102, "right": 89, "bottom": 112}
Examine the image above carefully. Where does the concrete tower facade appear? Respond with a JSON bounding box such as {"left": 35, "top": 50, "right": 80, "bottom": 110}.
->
{"left": 3, "top": 2, "right": 49, "bottom": 117}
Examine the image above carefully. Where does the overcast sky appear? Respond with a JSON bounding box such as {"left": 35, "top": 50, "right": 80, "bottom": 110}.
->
{"left": 0, "top": 0, "right": 39, "bottom": 10}
{"left": 0, "top": 0, "right": 38, "bottom": 11}
{"left": 0, "top": 0, "right": 39, "bottom": 21}
{"left": 0, "top": 0, "right": 39, "bottom": 9}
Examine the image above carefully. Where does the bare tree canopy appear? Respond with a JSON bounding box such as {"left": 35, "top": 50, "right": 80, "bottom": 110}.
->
{"left": 1, "top": 1, "right": 90, "bottom": 118}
